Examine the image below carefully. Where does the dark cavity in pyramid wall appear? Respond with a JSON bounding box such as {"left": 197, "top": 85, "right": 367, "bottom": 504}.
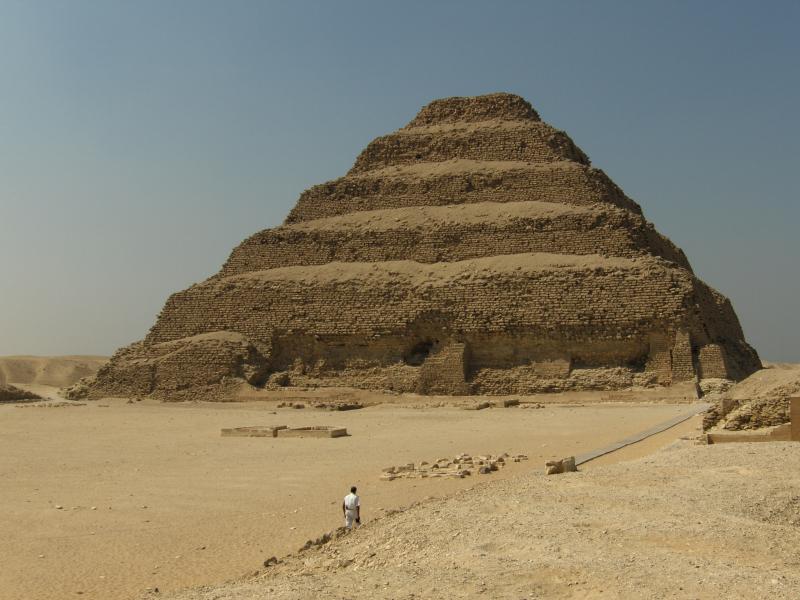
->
{"left": 81, "top": 93, "right": 761, "bottom": 400}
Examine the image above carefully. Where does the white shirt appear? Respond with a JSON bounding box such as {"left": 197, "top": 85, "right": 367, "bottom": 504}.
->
{"left": 344, "top": 493, "right": 360, "bottom": 511}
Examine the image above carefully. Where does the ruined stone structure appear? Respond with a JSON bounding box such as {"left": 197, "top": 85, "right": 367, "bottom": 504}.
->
{"left": 81, "top": 93, "right": 760, "bottom": 400}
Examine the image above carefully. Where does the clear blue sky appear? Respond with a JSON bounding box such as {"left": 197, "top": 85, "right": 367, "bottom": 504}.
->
{"left": 0, "top": 1, "right": 797, "bottom": 361}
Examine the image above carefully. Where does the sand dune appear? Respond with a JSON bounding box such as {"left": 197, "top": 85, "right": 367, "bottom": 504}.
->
{"left": 0, "top": 355, "right": 107, "bottom": 387}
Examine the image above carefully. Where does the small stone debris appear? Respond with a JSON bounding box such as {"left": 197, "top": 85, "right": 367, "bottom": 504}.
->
{"left": 464, "top": 401, "right": 493, "bottom": 411}
{"left": 522, "top": 402, "right": 545, "bottom": 409}
{"left": 380, "top": 452, "right": 528, "bottom": 480}
{"left": 309, "top": 401, "right": 364, "bottom": 411}
{"left": 263, "top": 556, "right": 279, "bottom": 567}
{"left": 15, "top": 402, "right": 86, "bottom": 409}
{"left": 276, "top": 402, "right": 306, "bottom": 409}
{"left": 502, "top": 398, "right": 520, "bottom": 407}
{"left": 545, "top": 456, "right": 578, "bottom": 475}
{"left": 298, "top": 527, "right": 348, "bottom": 553}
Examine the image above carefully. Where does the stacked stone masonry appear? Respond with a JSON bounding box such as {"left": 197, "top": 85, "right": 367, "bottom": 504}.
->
{"left": 417, "top": 342, "right": 470, "bottom": 395}
{"left": 221, "top": 202, "right": 690, "bottom": 278}
{"left": 349, "top": 122, "right": 590, "bottom": 174}
{"left": 85, "top": 93, "right": 761, "bottom": 400}
{"left": 286, "top": 162, "right": 641, "bottom": 223}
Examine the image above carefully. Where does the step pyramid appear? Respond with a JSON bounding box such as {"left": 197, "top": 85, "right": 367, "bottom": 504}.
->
{"left": 82, "top": 93, "right": 760, "bottom": 400}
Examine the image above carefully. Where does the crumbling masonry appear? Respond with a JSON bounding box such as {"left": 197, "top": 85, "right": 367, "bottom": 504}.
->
{"left": 81, "top": 93, "right": 761, "bottom": 400}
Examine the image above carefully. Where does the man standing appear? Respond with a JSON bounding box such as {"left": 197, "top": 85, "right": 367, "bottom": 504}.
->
{"left": 342, "top": 486, "right": 360, "bottom": 529}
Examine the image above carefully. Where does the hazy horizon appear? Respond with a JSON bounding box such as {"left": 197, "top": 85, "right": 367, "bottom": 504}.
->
{"left": 1, "top": 1, "right": 798, "bottom": 362}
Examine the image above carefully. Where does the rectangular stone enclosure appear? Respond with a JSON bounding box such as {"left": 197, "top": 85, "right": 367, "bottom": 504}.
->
{"left": 276, "top": 426, "right": 348, "bottom": 438}
{"left": 221, "top": 425, "right": 287, "bottom": 437}
{"left": 221, "top": 425, "right": 347, "bottom": 438}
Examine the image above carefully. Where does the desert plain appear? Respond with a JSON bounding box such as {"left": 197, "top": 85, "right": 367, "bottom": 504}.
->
{"left": 2, "top": 358, "right": 800, "bottom": 600}
{"left": 0, "top": 355, "right": 710, "bottom": 600}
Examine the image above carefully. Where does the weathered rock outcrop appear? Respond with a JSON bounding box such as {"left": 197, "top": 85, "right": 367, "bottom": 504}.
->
{"left": 82, "top": 93, "right": 760, "bottom": 400}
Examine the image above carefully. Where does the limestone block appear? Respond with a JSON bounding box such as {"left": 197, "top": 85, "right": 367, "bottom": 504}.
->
{"left": 546, "top": 456, "right": 578, "bottom": 475}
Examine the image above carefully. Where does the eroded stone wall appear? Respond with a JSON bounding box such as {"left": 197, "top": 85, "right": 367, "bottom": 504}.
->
{"left": 286, "top": 163, "right": 641, "bottom": 223}
{"left": 147, "top": 257, "right": 694, "bottom": 346}
{"left": 698, "top": 344, "right": 730, "bottom": 380}
{"left": 417, "top": 342, "right": 470, "bottom": 395}
{"left": 350, "top": 123, "right": 590, "bottom": 174}
{"left": 220, "top": 204, "right": 690, "bottom": 278}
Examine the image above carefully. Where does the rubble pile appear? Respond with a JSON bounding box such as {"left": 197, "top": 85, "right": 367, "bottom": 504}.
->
{"left": 380, "top": 452, "right": 528, "bottom": 481}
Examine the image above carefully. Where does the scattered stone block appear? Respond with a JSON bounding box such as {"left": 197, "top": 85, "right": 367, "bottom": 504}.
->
{"left": 545, "top": 456, "right": 578, "bottom": 475}
{"left": 462, "top": 402, "right": 491, "bottom": 411}
{"left": 379, "top": 451, "right": 525, "bottom": 481}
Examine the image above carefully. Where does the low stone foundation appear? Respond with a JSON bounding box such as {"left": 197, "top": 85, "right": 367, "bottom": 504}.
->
{"left": 221, "top": 425, "right": 347, "bottom": 438}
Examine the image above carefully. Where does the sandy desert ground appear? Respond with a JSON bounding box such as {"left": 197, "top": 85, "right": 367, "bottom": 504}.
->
{"left": 164, "top": 440, "right": 800, "bottom": 600}
{"left": 3, "top": 358, "right": 798, "bottom": 600}
{"left": 1, "top": 388, "right": 698, "bottom": 600}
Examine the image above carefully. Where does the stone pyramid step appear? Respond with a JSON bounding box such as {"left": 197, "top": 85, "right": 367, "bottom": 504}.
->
{"left": 287, "top": 160, "right": 640, "bottom": 223}
{"left": 220, "top": 201, "right": 689, "bottom": 277}
{"left": 349, "top": 121, "right": 589, "bottom": 175}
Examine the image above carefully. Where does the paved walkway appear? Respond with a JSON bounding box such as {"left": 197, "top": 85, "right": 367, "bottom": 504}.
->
{"left": 575, "top": 402, "right": 709, "bottom": 465}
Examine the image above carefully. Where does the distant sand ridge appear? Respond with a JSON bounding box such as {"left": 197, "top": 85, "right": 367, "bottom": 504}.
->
{"left": 75, "top": 93, "right": 760, "bottom": 402}
{"left": 0, "top": 355, "right": 106, "bottom": 388}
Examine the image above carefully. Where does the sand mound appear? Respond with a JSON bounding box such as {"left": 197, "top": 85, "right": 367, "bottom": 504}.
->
{"left": 0, "top": 355, "right": 107, "bottom": 387}
{"left": 159, "top": 441, "right": 800, "bottom": 600}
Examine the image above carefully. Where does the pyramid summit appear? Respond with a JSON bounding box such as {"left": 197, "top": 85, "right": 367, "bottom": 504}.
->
{"left": 79, "top": 93, "right": 761, "bottom": 400}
